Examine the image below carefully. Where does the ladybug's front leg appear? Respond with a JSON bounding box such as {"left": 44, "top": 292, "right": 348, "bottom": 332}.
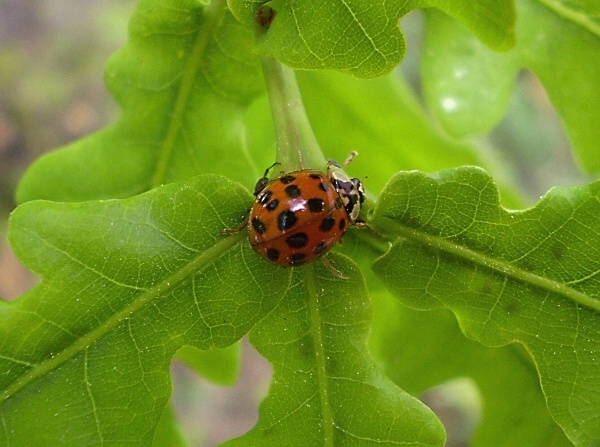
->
{"left": 327, "top": 150, "right": 358, "bottom": 170}
{"left": 321, "top": 255, "right": 349, "bottom": 280}
{"left": 221, "top": 214, "right": 249, "bottom": 235}
{"left": 353, "top": 219, "right": 377, "bottom": 234}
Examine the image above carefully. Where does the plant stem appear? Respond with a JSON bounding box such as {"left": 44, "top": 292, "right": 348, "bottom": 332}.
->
{"left": 260, "top": 56, "right": 327, "bottom": 173}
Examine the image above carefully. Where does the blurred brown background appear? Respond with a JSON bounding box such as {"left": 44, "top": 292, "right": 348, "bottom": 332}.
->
{"left": 0, "top": 0, "right": 134, "bottom": 299}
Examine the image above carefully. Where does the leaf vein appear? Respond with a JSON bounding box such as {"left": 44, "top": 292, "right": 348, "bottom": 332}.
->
{"left": 0, "top": 232, "right": 245, "bottom": 405}
{"left": 305, "top": 264, "right": 334, "bottom": 446}
{"left": 378, "top": 219, "right": 600, "bottom": 313}
{"left": 84, "top": 348, "right": 104, "bottom": 446}
{"left": 536, "top": 0, "right": 600, "bottom": 37}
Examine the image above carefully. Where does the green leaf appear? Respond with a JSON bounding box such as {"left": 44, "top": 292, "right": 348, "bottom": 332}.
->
{"left": 153, "top": 404, "right": 189, "bottom": 447}
{"left": 222, "top": 256, "right": 446, "bottom": 446}
{"left": 370, "top": 167, "right": 600, "bottom": 446}
{"left": 1, "top": 175, "right": 290, "bottom": 445}
{"left": 174, "top": 342, "right": 241, "bottom": 386}
{"left": 16, "top": 0, "right": 265, "bottom": 204}
{"left": 298, "top": 71, "right": 486, "bottom": 195}
{"left": 370, "top": 294, "right": 573, "bottom": 446}
{"left": 228, "top": 0, "right": 514, "bottom": 78}
{"left": 422, "top": 0, "right": 600, "bottom": 172}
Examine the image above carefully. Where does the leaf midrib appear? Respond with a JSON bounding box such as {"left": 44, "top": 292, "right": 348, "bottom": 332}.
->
{"left": 0, "top": 231, "right": 245, "bottom": 406}
{"left": 536, "top": 0, "right": 600, "bottom": 38}
{"left": 376, "top": 218, "right": 600, "bottom": 313}
{"left": 151, "top": 0, "right": 227, "bottom": 187}
{"left": 305, "top": 264, "right": 335, "bottom": 446}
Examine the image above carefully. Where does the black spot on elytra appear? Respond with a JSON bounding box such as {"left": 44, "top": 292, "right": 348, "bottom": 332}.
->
{"left": 320, "top": 216, "right": 335, "bottom": 232}
{"left": 257, "top": 190, "right": 272, "bottom": 205}
{"left": 319, "top": 182, "right": 330, "bottom": 192}
{"left": 308, "top": 198, "right": 326, "bottom": 212}
{"left": 285, "top": 185, "right": 301, "bottom": 198}
{"left": 266, "top": 248, "right": 280, "bottom": 261}
{"left": 266, "top": 199, "right": 279, "bottom": 211}
{"left": 278, "top": 210, "right": 297, "bottom": 231}
{"left": 314, "top": 241, "right": 328, "bottom": 255}
{"left": 251, "top": 217, "right": 267, "bottom": 234}
{"left": 289, "top": 256, "right": 306, "bottom": 266}
{"left": 280, "top": 174, "right": 296, "bottom": 184}
{"left": 286, "top": 232, "right": 309, "bottom": 248}
{"left": 290, "top": 253, "right": 306, "bottom": 261}
{"left": 309, "top": 173, "right": 322, "bottom": 180}
{"left": 339, "top": 218, "right": 346, "bottom": 231}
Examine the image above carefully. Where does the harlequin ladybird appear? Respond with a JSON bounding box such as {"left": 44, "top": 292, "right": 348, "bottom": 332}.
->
{"left": 247, "top": 159, "right": 365, "bottom": 267}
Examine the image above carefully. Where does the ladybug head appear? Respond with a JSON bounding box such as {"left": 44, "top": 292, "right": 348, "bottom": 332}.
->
{"left": 253, "top": 177, "right": 270, "bottom": 196}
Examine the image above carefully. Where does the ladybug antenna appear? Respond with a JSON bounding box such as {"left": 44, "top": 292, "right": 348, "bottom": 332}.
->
{"left": 254, "top": 162, "right": 281, "bottom": 197}
{"left": 262, "top": 162, "right": 281, "bottom": 178}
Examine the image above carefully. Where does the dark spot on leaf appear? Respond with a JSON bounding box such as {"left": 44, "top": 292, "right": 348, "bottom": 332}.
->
{"left": 551, "top": 242, "right": 566, "bottom": 261}
{"left": 504, "top": 299, "right": 520, "bottom": 315}
{"left": 256, "top": 5, "right": 276, "bottom": 28}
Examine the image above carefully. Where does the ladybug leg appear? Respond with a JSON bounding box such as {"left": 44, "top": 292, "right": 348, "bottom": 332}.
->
{"left": 352, "top": 219, "right": 378, "bottom": 235}
{"left": 327, "top": 151, "right": 358, "bottom": 170}
{"left": 321, "top": 255, "right": 349, "bottom": 280}
{"left": 221, "top": 214, "right": 249, "bottom": 235}
{"left": 341, "top": 150, "right": 358, "bottom": 167}
{"left": 326, "top": 151, "right": 358, "bottom": 180}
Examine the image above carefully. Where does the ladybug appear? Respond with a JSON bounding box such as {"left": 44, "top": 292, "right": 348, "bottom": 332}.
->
{"left": 247, "top": 156, "right": 365, "bottom": 267}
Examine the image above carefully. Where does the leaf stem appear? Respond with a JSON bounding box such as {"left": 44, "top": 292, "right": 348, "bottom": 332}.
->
{"left": 151, "top": 0, "right": 227, "bottom": 187}
{"left": 260, "top": 56, "right": 327, "bottom": 173}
